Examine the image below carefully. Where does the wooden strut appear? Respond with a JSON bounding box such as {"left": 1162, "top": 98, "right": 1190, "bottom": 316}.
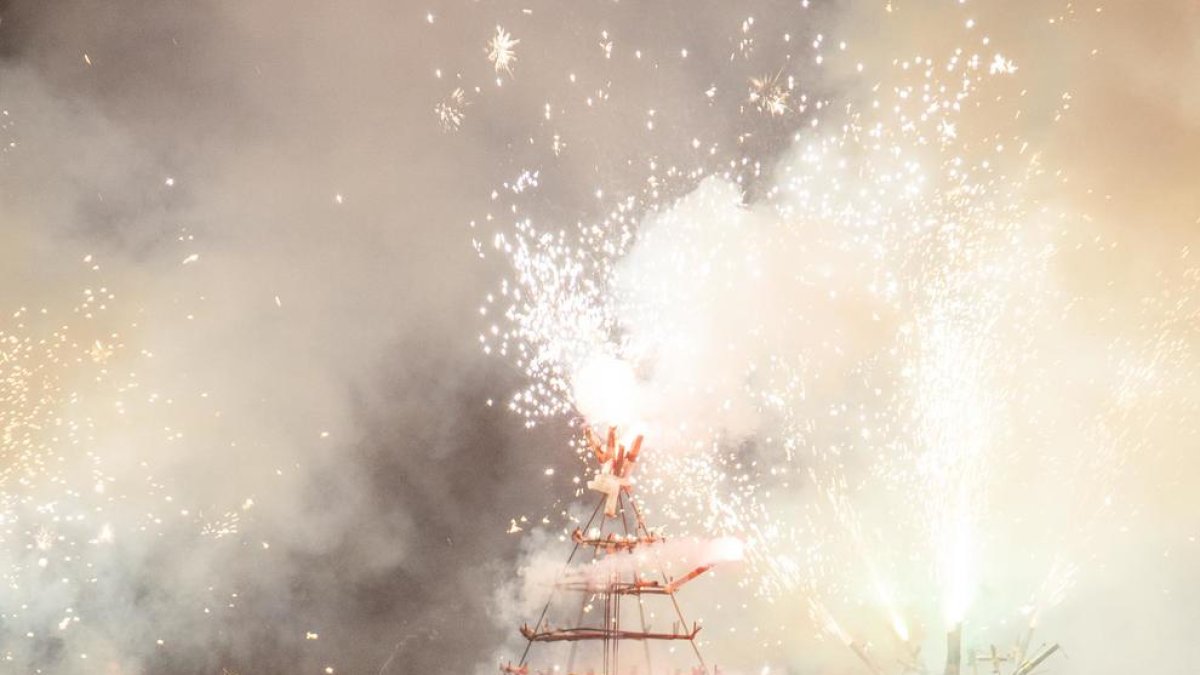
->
{"left": 624, "top": 491, "right": 710, "bottom": 673}
{"left": 509, "top": 426, "right": 713, "bottom": 675}
{"left": 571, "top": 528, "right": 664, "bottom": 552}
{"left": 553, "top": 579, "right": 671, "bottom": 594}
{"left": 520, "top": 624, "right": 702, "bottom": 643}
{"left": 618, "top": 485, "right": 655, "bottom": 675}
{"left": 555, "top": 570, "right": 715, "bottom": 594}
{"left": 512, "top": 498, "right": 711, "bottom": 672}
{"left": 515, "top": 498, "right": 605, "bottom": 668}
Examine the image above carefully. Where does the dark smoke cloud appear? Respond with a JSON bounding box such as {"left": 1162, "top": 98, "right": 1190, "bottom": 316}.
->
{"left": 0, "top": 0, "right": 566, "bottom": 672}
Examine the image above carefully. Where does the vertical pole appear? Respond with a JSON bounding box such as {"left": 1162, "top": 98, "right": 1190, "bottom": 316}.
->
{"left": 944, "top": 623, "right": 963, "bottom": 675}
{"left": 1012, "top": 644, "right": 1061, "bottom": 675}
{"left": 603, "top": 587, "right": 611, "bottom": 675}
{"left": 628, "top": 490, "right": 708, "bottom": 673}
{"left": 617, "top": 492, "right": 654, "bottom": 674}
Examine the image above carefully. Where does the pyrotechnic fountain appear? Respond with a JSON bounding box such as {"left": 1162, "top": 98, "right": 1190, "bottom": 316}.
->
{"left": 475, "top": 3, "right": 1122, "bottom": 667}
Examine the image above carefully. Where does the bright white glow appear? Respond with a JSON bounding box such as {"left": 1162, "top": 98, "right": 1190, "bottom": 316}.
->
{"left": 572, "top": 354, "right": 639, "bottom": 427}
{"left": 708, "top": 536, "right": 746, "bottom": 563}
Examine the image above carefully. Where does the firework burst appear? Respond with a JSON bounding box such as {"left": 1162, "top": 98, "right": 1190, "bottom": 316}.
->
{"left": 487, "top": 26, "right": 520, "bottom": 76}
{"left": 435, "top": 87, "right": 468, "bottom": 132}
{"left": 747, "top": 72, "right": 790, "bottom": 116}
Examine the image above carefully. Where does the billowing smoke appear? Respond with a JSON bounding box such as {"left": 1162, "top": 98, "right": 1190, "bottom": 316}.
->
{"left": 0, "top": 0, "right": 563, "bottom": 673}
{"left": 1, "top": 1, "right": 1198, "bottom": 674}
{"left": 484, "top": 1, "right": 1200, "bottom": 674}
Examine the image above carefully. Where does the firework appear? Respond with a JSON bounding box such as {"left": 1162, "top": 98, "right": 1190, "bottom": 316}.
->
{"left": 436, "top": 87, "right": 468, "bottom": 131}
{"left": 488, "top": 26, "right": 520, "bottom": 76}
{"left": 469, "top": 2, "right": 1199, "bottom": 673}
{"left": 747, "top": 73, "right": 790, "bottom": 116}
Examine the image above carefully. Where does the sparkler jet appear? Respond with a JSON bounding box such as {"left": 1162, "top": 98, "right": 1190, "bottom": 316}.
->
{"left": 945, "top": 624, "right": 963, "bottom": 675}
{"left": 822, "top": 612, "right": 1062, "bottom": 675}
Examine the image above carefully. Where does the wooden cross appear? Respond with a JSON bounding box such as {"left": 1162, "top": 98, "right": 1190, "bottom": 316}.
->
{"left": 587, "top": 468, "right": 629, "bottom": 517}
{"left": 584, "top": 426, "right": 643, "bottom": 517}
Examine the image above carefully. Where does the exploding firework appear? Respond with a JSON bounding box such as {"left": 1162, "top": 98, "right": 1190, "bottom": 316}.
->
{"left": 487, "top": 26, "right": 520, "bottom": 76}
{"left": 747, "top": 73, "right": 790, "bottom": 116}
{"left": 436, "top": 87, "right": 468, "bottom": 132}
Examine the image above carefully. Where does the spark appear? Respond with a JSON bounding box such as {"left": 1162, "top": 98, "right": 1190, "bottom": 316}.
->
{"left": 599, "top": 31, "right": 613, "bottom": 59}
{"left": 990, "top": 53, "right": 1018, "bottom": 74}
{"left": 487, "top": 26, "right": 520, "bottom": 76}
{"left": 748, "top": 73, "right": 790, "bottom": 116}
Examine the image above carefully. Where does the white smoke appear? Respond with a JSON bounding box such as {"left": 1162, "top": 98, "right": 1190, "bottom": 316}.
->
{"left": 494, "top": 2, "right": 1200, "bottom": 673}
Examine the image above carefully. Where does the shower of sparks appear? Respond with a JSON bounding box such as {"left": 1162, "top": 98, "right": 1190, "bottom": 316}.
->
{"left": 487, "top": 26, "right": 520, "bottom": 76}
{"left": 469, "top": 4, "right": 1200, "bottom": 671}
{"left": 435, "top": 87, "right": 467, "bottom": 132}
{"left": 0, "top": 252, "right": 260, "bottom": 668}
{"left": 0, "top": 281, "right": 149, "bottom": 643}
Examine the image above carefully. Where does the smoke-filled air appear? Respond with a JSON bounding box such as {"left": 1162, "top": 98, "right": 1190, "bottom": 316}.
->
{"left": 1, "top": 1, "right": 1198, "bottom": 674}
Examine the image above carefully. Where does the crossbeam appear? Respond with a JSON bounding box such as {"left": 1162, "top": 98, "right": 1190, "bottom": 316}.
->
{"left": 520, "top": 624, "right": 701, "bottom": 643}
{"left": 571, "top": 528, "right": 664, "bottom": 552}
{"left": 553, "top": 579, "right": 670, "bottom": 595}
